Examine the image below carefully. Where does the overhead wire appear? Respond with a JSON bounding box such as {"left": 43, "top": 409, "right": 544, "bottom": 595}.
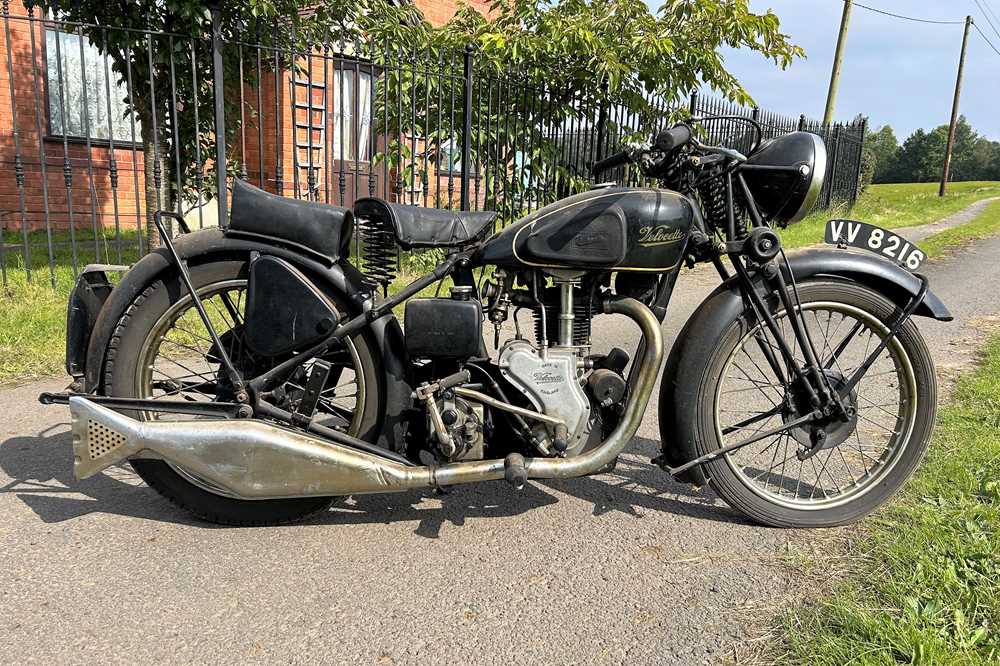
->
{"left": 983, "top": 0, "right": 1000, "bottom": 37}
{"left": 972, "top": 21, "right": 1000, "bottom": 57}
{"left": 845, "top": 1, "right": 1000, "bottom": 59}
{"left": 973, "top": 0, "right": 1000, "bottom": 40}
{"left": 850, "top": 2, "right": 966, "bottom": 25}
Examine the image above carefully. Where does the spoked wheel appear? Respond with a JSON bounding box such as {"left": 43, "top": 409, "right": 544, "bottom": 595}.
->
{"left": 104, "top": 260, "right": 383, "bottom": 525}
{"left": 689, "top": 280, "right": 936, "bottom": 528}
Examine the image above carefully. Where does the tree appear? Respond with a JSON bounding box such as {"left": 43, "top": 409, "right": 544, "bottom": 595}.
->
{"left": 866, "top": 125, "right": 898, "bottom": 184}
{"left": 881, "top": 116, "right": 999, "bottom": 184}
{"left": 32, "top": 0, "right": 805, "bottom": 232}
{"left": 374, "top": 0, "right": 805, "bottom": 216}
{"left": 941, "top": 116, "right": 979, "bottom": 182}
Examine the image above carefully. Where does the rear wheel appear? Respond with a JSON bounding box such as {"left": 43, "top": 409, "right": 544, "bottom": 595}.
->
{"left": 105, "top": 259, "right": 383, "bottom": 526}
{"left": 687, "top": 280, "right": 936, "bottom": 528}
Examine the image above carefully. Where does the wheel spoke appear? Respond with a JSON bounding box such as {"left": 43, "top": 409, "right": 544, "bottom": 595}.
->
{"left": 720, "top": 298, "right": 915, "bottom": 508}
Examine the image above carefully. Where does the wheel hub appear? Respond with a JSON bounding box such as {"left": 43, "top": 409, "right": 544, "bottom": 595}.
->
{"left": 784, "top": 369, "right": 859, "bottom": 450}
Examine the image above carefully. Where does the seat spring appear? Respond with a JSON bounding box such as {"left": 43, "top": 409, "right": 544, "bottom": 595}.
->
{"left": 357, "top": 215, "right": 398, "bottom": 294}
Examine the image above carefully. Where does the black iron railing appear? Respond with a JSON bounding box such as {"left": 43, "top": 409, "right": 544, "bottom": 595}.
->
{"left": 0, "top": 6, "right": 867, "bottom": 288}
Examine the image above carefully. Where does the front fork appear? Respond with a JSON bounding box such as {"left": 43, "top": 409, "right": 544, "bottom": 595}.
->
{"left": 720, "top": 235, "right": 927, "bottom": 460}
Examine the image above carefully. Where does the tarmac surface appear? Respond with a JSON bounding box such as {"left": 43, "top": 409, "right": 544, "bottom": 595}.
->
{"left": 2, "top": 212, "right": 999, "bottom": 664}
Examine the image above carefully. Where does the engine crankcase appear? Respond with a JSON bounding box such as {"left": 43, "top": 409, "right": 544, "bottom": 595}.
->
{"left": 498, "top": 340, "right": 592, "bottom": 456}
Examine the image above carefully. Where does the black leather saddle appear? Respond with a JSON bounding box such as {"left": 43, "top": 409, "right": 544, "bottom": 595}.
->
{"left": 354, "top": 198, "right": 497, "bottom": 250}
{"left": 228, "top": 179, "right": 353, "bottom": 260}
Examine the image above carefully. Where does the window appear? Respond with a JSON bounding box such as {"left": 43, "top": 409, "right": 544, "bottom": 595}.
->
{"left": 331, "top": 69, "right": 373, "bottom": 162}
{"left": 46, "top": 30, "right": 135, "bottom": 143}
{"left": 438, "top": 138, "right": 478, "bottom": 176}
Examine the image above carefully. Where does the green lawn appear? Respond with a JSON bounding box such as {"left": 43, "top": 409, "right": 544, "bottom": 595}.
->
{"left": 782, "top": 335, "right": 1000, "bottom": 665}
{"left": 779, "top": 181, "right": 1000, "bottom": 249}
{"left": 0, "top": 232, "right": 140, "bottom": 383}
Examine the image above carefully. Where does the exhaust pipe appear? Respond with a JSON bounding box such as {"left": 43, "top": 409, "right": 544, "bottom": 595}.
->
{"left": 70, "top": 297, "right": 662, "bottom": 499}
{"left": 70, "top": 397, "right": 463, "bottom": 498}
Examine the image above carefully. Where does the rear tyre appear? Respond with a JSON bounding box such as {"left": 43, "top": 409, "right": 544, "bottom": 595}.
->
{"left": 685, "top": 280, "right": 936, "bottom": 528}
{"left": 104, "top": 259, "right": 384, "bottom": 526}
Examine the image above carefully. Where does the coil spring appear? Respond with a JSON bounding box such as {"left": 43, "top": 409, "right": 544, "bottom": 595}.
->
{"left": 660, "top": 151, "right": 690, "bottom": 194}
{"left": 698, "top": 176, "right": 728, "bottom": 232}
{"left": 533, "top": 288, "right": 593, "bottom": 346}
{"left": 357, "top": 215, "right": 398, "bottom": 294}
{"left": 698, "top": 175, "right": 748, "bottom": 239}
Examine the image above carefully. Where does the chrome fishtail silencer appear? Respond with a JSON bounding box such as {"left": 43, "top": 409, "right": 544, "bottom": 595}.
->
{"left": 69, "top": 297, "right": 662, "bottom": 499}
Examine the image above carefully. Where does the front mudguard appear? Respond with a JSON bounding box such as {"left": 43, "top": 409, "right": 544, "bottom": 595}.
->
{"left": 72, "top": 228, "right": 412, "bottom": 452}
{"left": 658, "top": 248, "right": 951, "bottom": 485}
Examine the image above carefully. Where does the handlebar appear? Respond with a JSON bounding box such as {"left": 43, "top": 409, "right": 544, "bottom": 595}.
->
{"left": 591, "top": 150, "right": 633, "bottom": 176}
{"left": 591, "top": 123, "right": 694, "bottom": 176}
{"left": 653, "top": 124, "right": 692, "bottom": 153}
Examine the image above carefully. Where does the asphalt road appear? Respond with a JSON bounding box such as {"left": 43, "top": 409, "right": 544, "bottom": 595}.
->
{"left": 2, "top": 220, "right": 999, "bottom": 665}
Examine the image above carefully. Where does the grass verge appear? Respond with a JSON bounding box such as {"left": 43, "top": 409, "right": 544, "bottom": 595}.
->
{"left": 779, "top": 181, "right": 1000, "bottom": 250}
{"left": 0, "top": 232, "right": 140, "bottom": 384}
{"left": 782, "top": 336, "right": 1000, "bottom": 665}
{"left": 922, "top": 198, "right": 1000, "bottom": 259}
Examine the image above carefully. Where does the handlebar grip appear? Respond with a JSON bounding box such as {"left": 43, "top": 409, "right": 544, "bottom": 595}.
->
{"left": 592, "top": 150, "right": 632, "bottom": 176}
{"left": 654, "top": 124, "right": 692, "bottom": 152}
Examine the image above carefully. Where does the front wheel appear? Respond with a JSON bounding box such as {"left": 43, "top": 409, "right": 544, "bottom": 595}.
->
{"left": 685, "top": 280, "right": 936, "bottom": 528}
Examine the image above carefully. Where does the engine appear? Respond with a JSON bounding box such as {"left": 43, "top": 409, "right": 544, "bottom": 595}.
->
{"left": 409, "top": 272, "right": 629, "bottom": 463}
{"left": 493, "top": 274, "right": 629, "bottom": 458}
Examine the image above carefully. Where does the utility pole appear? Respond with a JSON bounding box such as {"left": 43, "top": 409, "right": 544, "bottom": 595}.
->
{"left": 824, "top": 0, "right": 854, "bottom": 125}
{"left": 940, "top": 16, "right": 973, "bottom": 197}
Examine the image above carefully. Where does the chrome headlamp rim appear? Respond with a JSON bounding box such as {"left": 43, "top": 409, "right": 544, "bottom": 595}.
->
{"left": 785, "top": 132, "right": 828, "bottom": 224}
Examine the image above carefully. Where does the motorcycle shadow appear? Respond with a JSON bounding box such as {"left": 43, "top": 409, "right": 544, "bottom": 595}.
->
{"left": 0, "top": 428, "right": 748, "bottom": 533}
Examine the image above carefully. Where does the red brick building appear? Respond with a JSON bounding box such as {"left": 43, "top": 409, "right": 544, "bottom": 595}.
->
{"left": 0, "top": 0, "right": 491, "bottom": 238}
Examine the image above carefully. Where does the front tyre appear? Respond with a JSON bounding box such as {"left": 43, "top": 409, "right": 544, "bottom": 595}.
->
{"left": 104, "top": 259, "right": 384, "bottom": 526}
{"left": 687, "top": 280, "right": 936, "bottom": 528}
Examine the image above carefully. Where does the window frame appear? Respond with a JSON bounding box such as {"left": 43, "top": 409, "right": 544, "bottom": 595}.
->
{"left": 42, "top": 24, "right": 142, "bottom": 149}
{"left": 294, "top": 59, "right": 378, "bottom": 167}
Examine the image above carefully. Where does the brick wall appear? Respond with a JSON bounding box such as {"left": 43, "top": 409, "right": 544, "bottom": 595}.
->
{"left": 416, "top": 0, "right": 495, "bottom": 26}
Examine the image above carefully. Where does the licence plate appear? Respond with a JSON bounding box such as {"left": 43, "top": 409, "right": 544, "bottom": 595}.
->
{"left": 824, "top": 219, "right": 926, "bottom": 271}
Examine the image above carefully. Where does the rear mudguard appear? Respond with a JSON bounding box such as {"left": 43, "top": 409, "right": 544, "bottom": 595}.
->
{"left": 659, "top": 248, "right": 951, "bottom": 485}
{"left": 74, "top": 228, "right": 412, "bottom": 452}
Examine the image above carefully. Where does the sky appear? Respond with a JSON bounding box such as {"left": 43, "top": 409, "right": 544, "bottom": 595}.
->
{"left": 666, "top": 0, "right": 1000, "bottom": 141}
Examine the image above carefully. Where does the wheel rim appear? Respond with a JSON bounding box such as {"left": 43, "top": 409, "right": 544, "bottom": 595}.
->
{"left": 132, "top": 278, "right": 366, "bottom": 499}
{"left": 714, "top": 301, "right": 918, "bottom": 510}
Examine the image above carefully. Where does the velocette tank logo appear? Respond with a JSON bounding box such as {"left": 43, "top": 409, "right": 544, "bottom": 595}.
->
{"left": 637, "top": 225, "right": 684, "bottom": 247}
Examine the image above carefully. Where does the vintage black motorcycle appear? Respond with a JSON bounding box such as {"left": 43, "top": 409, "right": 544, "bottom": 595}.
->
{"left": 43, "top": 118, "right": 951, "bottom": 527}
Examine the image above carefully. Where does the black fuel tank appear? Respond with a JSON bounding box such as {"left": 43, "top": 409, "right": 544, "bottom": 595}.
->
{"left": 475, "top": 187, "right": 699, "bottom": 272}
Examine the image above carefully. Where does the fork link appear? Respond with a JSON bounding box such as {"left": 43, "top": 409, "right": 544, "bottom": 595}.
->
{"left": 765, "top": 263, "right": 839, "bottom": 411}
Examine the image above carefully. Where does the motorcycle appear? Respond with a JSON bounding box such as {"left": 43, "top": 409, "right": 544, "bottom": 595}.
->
{"left": 42, "top": 117, "right": 951, "bottom": 527}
